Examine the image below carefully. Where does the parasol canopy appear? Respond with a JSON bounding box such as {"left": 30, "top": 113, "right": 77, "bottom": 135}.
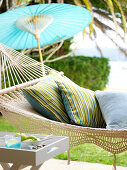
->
{"left": 0, "top": 3, "right": 92, "bottom": 50}
{"left": 0, "top": 3, "right": 92, "bottom": 75}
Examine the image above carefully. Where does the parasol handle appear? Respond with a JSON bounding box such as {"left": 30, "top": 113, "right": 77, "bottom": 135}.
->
{"left": 33, "top": 17, "right": 45, "bottom": 76}
{"left": 35, "top": 35, "right": 46, "bottom": 76}
{"left": 0, "top": 56, "right": 1, "bottom": 89}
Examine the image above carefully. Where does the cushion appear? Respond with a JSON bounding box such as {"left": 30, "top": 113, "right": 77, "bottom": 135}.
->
{"left": 22, "top": 72, "right": 70, "bottom": 123}
{"left": 95, "top": 90, "right": 127, "bottom": 129}
{"left": 56, "top": 80, "right": 106, "bottom": 128}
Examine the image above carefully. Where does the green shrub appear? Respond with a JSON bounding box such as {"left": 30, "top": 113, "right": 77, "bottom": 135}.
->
{"left": 46, "top": 56, "right": 110, "bottom": 91}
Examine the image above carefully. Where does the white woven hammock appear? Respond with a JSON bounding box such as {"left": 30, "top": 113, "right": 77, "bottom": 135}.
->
{"left": 0, "top": 43, "right": 127, "bottom": 170}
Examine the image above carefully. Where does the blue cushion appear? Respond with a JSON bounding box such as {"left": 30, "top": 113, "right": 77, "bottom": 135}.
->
{"left": 22, "top": 73, "right": 70, "bottom": 123}
{"left": 95, "top": 90, "right": 127, "bottom": 129}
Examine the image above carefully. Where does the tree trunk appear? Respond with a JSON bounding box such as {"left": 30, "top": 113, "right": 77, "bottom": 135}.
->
{"left": 0, "top": 0, "right": 13, "bottom": 13}
{"left": 0, "top": 0, "right": 6, "bottom": 13}
{"left": 9, "top": 0, "right": 13, "bottom": 8}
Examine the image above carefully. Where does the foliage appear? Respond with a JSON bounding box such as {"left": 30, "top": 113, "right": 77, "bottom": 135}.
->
{"left": 52, "top": 39, "right": 72, "bottom": 56}
{"left": 46, "top": 56, "right": 110, "bottom": 91}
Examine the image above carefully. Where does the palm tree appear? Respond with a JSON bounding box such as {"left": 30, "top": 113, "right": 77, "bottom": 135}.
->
{"left": 63, "top": 0, "right": 127, "bottom": 57}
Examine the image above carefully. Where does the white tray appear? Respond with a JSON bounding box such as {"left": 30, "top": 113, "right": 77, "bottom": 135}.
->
{"left": 0, "top": 132, "right": 69, "bottom": 166}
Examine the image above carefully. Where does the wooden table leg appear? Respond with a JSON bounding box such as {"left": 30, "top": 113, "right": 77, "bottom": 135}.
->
{"left": 67, "top": 149, "right": 70, "bottom": 165}
{"left": 10, "top": 163, "right": 25, "bottom": 170}
{"left": 0, "top": 163, "right": 10, "bottom": 170}
{"left": 1, "top": 163, "right": 43, "bottom": 170}
{"left": 30, "top": 164, "right": 43, "bottom": 170}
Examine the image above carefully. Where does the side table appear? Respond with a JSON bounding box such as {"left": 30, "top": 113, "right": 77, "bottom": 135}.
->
{"left": 0, "top": 132, "right": 69, "bottom": 170}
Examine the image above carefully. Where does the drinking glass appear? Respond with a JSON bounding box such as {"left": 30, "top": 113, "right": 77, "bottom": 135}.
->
{"left": 4, "top": 135, "right": 21, "bottom": 149}
{"left": 0, "top": 137, "right": 5, "bottom": 147}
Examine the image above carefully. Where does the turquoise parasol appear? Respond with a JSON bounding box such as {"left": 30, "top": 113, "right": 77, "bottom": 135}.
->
{"left": 0, "top": 3, "right": 92, "bottom": 69}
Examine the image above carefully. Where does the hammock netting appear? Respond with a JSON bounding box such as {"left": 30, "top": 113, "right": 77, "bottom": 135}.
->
{"left": 0, "top": 43, "right": 58, "bottom": 90}
{"left": 0, "top": 43, "right": 127, "bottom": 169}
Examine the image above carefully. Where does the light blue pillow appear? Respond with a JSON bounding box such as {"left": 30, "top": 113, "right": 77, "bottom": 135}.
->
{"left": 95, "top": 90, "right": 127, "bottom": 129}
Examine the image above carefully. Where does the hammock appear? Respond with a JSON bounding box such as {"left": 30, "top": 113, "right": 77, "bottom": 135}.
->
{"left": 0, "top": 43, "right": 127, "bottom": 170}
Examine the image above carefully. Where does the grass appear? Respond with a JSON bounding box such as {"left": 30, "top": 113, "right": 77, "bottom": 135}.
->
{"left": 0, "top": 116, "right": 127, "bottom": 167}
{"left": 0, "top": 116, "right": 17, "bottom": 132}
{"left": 56, "top": 144, "right": 127, "bottom": 167}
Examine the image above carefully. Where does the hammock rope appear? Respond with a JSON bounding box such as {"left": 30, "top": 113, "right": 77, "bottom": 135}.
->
{"left": 0, "top": 43, "right": 127, "bottom": 169}
{"left": 0, "top": 43, "right": 57, "bottom": 90}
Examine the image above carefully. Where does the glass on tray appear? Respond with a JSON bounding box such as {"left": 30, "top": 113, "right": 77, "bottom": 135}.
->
{"left": 4, "top": 135, "right": 21, "bottom": 149}
{"left": 0, "top": 137, "right": 5, "bottom": 147}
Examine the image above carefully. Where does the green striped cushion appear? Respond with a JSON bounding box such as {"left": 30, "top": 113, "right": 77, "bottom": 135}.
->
{"left": 22, "top": 73, "right": 70, "bottom": 123}
{"left": 56, "top": 80, "right": 106, "bottom": 128}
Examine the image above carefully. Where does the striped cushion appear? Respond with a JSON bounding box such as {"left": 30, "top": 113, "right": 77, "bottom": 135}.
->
{"left": 22, "top": 73, "right": 70, "bottom": 123}
{"left": 56, "top": 80, "right": 106, "bottom": 128}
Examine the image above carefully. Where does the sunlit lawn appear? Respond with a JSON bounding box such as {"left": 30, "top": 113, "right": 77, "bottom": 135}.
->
{"left": 0, "top": 116, "right": 17, "bottom": 132}
{"left": 0, "top": 116, "right": 127, "bottom": 167}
